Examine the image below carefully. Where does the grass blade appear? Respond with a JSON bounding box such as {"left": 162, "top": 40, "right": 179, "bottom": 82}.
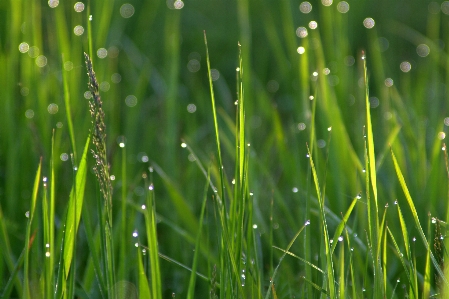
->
{"left": 390, "top": 148, "right": 449, "bottom": 288}
{"left": 61, "top": 135, "right": 90, "bottom": 298}
{"left": 23, "top": 158, "right": 42, "bottom": 299}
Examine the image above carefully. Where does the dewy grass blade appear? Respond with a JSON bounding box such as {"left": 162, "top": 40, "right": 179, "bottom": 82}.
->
{"left": 330, "top": 195, "right": 358, "bottom": 255}
{"left": 137, "top": 244, "right": 151, "bottom": 299}
{"left": 23, "top": 159, "right": 42, "bottom": 299}
{"left": 144, "top": 181, "right": 162, "bottom": 299}
{"left": 306, "top": 144, "right": 336, "bottom": 299}
{"left": 391, "top": 148, "right": 449, "bottom": 288}
{"left": 387, "top": 226, "right": 417, "bottom": 298}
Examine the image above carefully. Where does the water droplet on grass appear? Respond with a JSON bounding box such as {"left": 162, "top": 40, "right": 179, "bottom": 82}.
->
{"left": 149, "top": 184, "right": 154, "bottom": 191}
{"left": 308, "top": 21, "right": 317, "bottom": 29}
{"left": 292, "top": 187, "right": 298, "bottom": 193}
{"left": 133, "top": 230, "right": 138, "bottom": 237}
{"left": 141, "top": 205, "right": 146, "bottom": 210}
{"left": 25, "top": 211, "right": 30, "bottom": 218}
{"left": 297, "top": 47, "right": 305, "bottom": 54}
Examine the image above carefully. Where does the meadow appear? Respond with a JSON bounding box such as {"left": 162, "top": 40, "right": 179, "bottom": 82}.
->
{"left": 1, "top": 0, "right": 449, "bottom": 298}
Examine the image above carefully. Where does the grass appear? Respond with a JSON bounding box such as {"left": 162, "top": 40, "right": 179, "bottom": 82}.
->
{"left": 1, "top": 0, "right": 449, "bottom": 298}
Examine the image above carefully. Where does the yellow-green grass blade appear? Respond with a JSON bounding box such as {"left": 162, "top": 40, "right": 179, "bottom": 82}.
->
{"left": 299, "top": 276, "right": 328, "bottom": 296}
{"left": 338, "top": 239, "right": 345, "bottom": 299}
{"left": 187, "top": 170, "right": 210, "bottom": 299}
{"left": 344, "top": 226, "right": 357, "bottom": 299}
{"left": 330, "top": 195, "right": 358, "bottom": 255}
{"left": 23, "top": 159, "right": 42, "bottom": 299}
{"left": 307, "top": 145, "right": 336, "bottom": 299}
{"left": 272, "top": 246, "right": 325, "bottom": 275}
{"left": 144, "top": 182, "right": 162, "bottom": 299}
{"left": 396, "top": 203, "right": 411, "bottom": 260}
{"left": 422, "top": 214, "right": 432, "bottom": 298}
{"left": 62, "top": 135, "right": 90, "bottom": 278}
{"left": 387, "top": 226, "right": 417, "bottom": 299}
{"left": 204, "top": 31, "right": 225, "bottom": 202}
{"left": 391, "top": 148, "right": 449, "bottom": 288}
{"left": 380, "top": 205, "right": 388, "bottom": 295}
{"left": 157, "top": 252, "right": 211, "bottom": 283}
{"left": 137, "top": 245, "right": 151, "bottom": 299}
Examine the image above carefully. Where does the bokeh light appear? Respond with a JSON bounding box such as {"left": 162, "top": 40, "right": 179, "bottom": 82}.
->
{"left": 363, "top": 18, "right": 375, "bottom": 29}
{"left": 120, "top": 4, "right": 135, "bottom": 18}
{"left": 299, "top": 2, "right": 312, "bottom": 13}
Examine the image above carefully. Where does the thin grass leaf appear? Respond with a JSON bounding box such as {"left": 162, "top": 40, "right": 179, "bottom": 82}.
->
{"left": 387, "top": 226, "right": 417, "bottom": 299}
{"left": 23, "top": 158, "right": 41, "bottom": 299}
{"left": 1, "top": 247, "right": 25, "bottom": 298}
{"left": 307, "top": 144, "right": 336, "bottom": 299}
{"left": 272, "top": 246, "right": 324, "bottom": 275}
{"left": 299, "top": 276, "right": 328, "bottom": 296}
{"left": 422, "top": 214, "right": 432, "bottom": 298}
{"left": 264, "top": 222, "right": 309, "bottom": 299}
{"left": 338, "top": 239, "right": 345, "bottom": 299}
{"left": 187, "top": 169, "right": 210, "bottom": 299}
{"left": 330, "top": 195, "right": 358, "bottom": 255}
{"left": 144, "top": 183, "right": 162, "bottom": 299}
{"left": 390, "top": 148, "right": 449, "bottom": 288}
{"left": 396, "top": 203, "right": 411, "bottom": 260}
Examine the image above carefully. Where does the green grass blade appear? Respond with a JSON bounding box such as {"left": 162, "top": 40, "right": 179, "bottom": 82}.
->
{"left": 422, "top": 214, "right": 432, "bottom": 298}
{"left": 23, "top": 158, "right": 42, "bottom": 299}
{"left": 144, "top": 181, "right": 162, "bottom": 299}
{"left": 390, "top": 148, "right": 449, "bottom": 288}
{"left": 264, "top": 222, "right": 309, "bottom": 299}
{"left": 63, "top": 135, "right": 90, "bottom": 279}
{"left": 187, "top": 170, "right": 210, "bottom": 299}
{"left": 1, "top": 246, "right": 25, "bottom": 298}
{"left": 307, "top": 144, "right": 336, "bottom": 299}
{"left": 387, "top": 226, "right": 417, "bottom": 299}
{"left": 137, "top": 245, "right": 151, "bottom": 299}
{"left": 330, "top": 195, "right": 358, "bottom": 255}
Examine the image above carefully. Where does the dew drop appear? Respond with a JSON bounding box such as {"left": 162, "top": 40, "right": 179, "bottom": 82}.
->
{"left": 135, "top": 242, "right": 139, "bottom": 247}
{"left": 292, "top": 187, "right": 298, "bottom": 193}
{"left": 46, "top": 252, "right": 51, "bottom": 257}
{"left": 141, "top": 205, "right": 146, "bottom": 210}
{"left": 149, "top": 184, "right": 154, "bottom": 191}
{"left": 394, "top": 200, "right": 398, "bottom": 205}
{"left": 338, "top": 236, "right": 343, "bottom": 242}
{"left": 305, "top": 220, "right": 310, "bottom": 225}
{"left": 432, "top": 217, "right": 437, "bottom": 223}
{"left": 132, "top": 230, "right": 138, "bottom": 237}
{"left": 25, "top": 211, "right": 30, "bottom": 218}
{"left": 181, "top": 142, "right": 187, "bottom": 148}
{"left": 252, "top": 224, "right": 257, "bottom": 229}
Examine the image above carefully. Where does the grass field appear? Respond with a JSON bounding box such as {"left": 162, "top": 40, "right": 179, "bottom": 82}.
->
{"left": 1, "top": 0, "right": 449, "bottom": 298}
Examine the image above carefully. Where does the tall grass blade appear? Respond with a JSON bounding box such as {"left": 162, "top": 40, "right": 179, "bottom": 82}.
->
{"left": 23, "top": 158, "right": 42, "bottom": 299}
{"left": 307, "top": 144, "right": 336, "bottom": 299}
{"left": 137, "top": 245, "right": 151, "bottom": 299}
{"left": 62, "top": 135, "right": 90, "bottom": 274}
{"left": 144, "top": 183, "right": 162, "bottom": 299}
{"left": 187, "top": 170, "right": 210, "bottom": 299}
